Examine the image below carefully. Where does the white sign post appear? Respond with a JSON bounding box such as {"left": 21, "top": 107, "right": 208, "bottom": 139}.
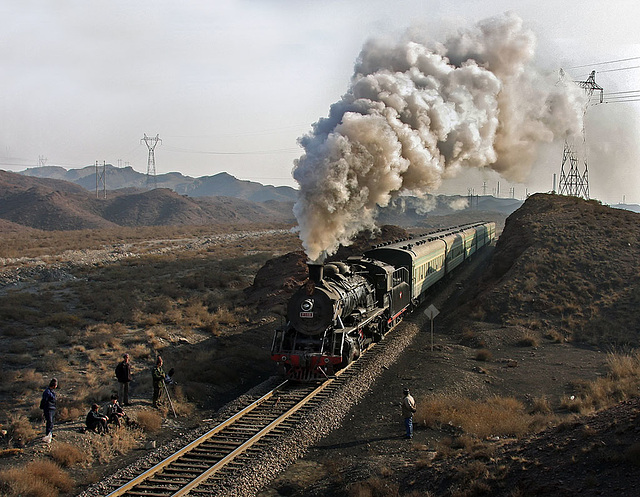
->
{"left": 424, "top": 304, "right": 440, "bottom": 352}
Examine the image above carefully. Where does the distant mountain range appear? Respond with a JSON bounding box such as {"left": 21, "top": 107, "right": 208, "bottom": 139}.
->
{"left": 5, "top": 165, "right": 599, "bottom": 233}
{"left": 20, "top": 165, "right": 298, "bottom": 202}
{"left": 0, "top": 170, "right": 296, "bottom": 230}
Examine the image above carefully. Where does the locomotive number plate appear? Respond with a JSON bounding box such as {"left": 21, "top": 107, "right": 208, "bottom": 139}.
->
{"left": 299, "top": 312, "right": 314, "bottom": 318}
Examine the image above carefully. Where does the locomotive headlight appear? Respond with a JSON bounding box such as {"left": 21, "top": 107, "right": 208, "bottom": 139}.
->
{"left": 301, "top": 299, "right": 314, "bottom": 312}
{"left": 324, "top": 357, "right": 330, "bottom": 364}
{"left": 281, "top": 356, "right": 288, "bottom": 362}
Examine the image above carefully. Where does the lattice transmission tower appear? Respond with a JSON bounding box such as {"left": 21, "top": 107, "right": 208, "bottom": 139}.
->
{"left": 141, "top": 133, "right": 162, "bottom": 189}
{"left": 557, "top": 70, "right": 603, "bottom": 199}
{"left": 95, "top": 160, "right": 107, "bottom": 199}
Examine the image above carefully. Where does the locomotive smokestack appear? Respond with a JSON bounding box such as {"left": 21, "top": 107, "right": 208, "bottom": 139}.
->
{"left": 308, "top": 262, "right": 324, "bottom": 283}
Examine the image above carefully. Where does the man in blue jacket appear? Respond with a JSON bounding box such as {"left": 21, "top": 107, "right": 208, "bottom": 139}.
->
{"left": 40, "top": 378, "right": 58, "bottom": 443}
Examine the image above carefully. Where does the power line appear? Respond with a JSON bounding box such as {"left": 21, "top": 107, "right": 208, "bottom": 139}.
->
{"left": 566, "top": 56, "right": 640, "bottom": 70}
{"left": 603, "top": 98, "right": 640, "bottom": 104}
{"left": 598, "top": 65, "right": 640, "bottom": 73}
{"left": 603, "top": 89, "right": 640, "bottom": 95}
{"left": 163, "top": 145, "right": 300, "bottom": 156}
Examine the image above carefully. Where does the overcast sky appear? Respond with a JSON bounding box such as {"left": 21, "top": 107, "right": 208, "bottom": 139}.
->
{"left": 1, "top": 0, "right": 639, "bottom": 204}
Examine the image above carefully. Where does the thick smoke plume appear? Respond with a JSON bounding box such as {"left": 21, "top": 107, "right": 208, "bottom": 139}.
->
{"left": 293, "top": 13, "right": 585, "bottom": 261}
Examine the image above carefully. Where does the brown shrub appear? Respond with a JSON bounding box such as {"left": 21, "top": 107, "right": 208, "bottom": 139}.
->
{"left": 50, "top": 442, "right": 87, "bottom": 467}
{"left": 455, "top": 460, "right": 489, "bottom": 482}
{"left": 0, "top": 369, "right": 43, "bottom": 394}
{"left": 544, "top": 329, "right": 565, "bottom": 343}
{"left": 348, "top": 476, "right": 399, "bottom": 497}
{"left": 6, "top": 415, "right": 38, "bottom": 447}
{"left": 416, "top": 395, "right": 535, "bottom": 439}
{"left": 136, "top": 411, "right": 162, "bottom": 433}
{"left": 0, "top": 460, "right": 75, "bottom": 497}
{"left": 528, "top": 396, "right": 552, "bottom": 415}
{"left": 516, "top": 332, "right": 539, "bottom": 347}
{"left": 475, "top": 349, "right": 493, "bottom": 362}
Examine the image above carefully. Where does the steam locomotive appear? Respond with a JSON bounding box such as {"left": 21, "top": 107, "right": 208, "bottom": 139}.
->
{"left": 271, "top": 222, "right": 496, "bottom": 380}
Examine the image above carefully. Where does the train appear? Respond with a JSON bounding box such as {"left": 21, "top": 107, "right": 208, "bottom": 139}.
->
{"left": 271, "top": 221, "right": 496, "bottom": 380}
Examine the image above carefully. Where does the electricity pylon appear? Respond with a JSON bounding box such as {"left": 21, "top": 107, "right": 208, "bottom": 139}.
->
{"left": 557, "top": 70, "right": 603, "bottom": 199}
{"left": 141, "top": 133, "right": 162, "bottom": 189}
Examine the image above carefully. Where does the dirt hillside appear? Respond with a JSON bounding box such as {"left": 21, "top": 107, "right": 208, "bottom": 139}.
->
{"left": 260, "top": 194, "right": 640, "bottom": 497}
{"left": 469, "top": 193, "right": 640, "bottom": 346}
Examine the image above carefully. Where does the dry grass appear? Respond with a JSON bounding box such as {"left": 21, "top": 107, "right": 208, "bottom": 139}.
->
{"left": 0, "top": 459, "right": 75, "bottom": 497}
{"left": 5, "top": 415, "right": 38, "bottom": 448}
{"left": 516, "top": 332, "right": 539, "bottom": 347}
{"left": 560, "top": 351, "right": 640, "bottom": 414}
{"left": 528, "top": 396, "right": 552, "bottom": 415}
{"left": 474, "top": 349, "right": 493, "bottom": 362}
{"left": 416, "top": 395, "right": 546, "bottom": 439}
{"left": 85, "top": 426, "right": 143, "bottom": 464}
{"left": 347, "top": 476, "right": 400, "bottom": 497}
{"left": 50, "top": 442, "right": 87, "bottom": 467}
{"left": 136, "top": 411, "right": 163, "bottom": 433}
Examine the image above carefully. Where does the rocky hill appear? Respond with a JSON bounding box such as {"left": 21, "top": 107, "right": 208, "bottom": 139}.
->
{"left": 0, "top": 170, "right": 295, "bottom": 230}
{"left": 20, "top": 165, "right": 298, "bottom": 202}
{"left": 469, "top": 193, "right": 640, "bottom": 346}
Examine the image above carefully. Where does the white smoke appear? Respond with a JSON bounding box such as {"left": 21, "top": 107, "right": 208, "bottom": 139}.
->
{"left": 447, "top": 197, "right": 469, "bottom": 211}
{"left": 409, "top": 195, "right": 438, "bottom": 216}
{"left": 293, "top": 12, "right": 585, "bottom": 261}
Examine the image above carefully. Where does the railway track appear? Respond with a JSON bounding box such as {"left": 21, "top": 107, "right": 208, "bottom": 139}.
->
{"left": 104, "top": 323, "right": 414, "bottom": 497}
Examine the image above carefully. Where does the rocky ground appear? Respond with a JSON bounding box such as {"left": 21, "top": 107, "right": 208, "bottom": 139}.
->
{"left": 0, "top": 228, "right": 290, "bottom": 289}
{"left": 258, "top": 314, "right": 622, "bottom": 496}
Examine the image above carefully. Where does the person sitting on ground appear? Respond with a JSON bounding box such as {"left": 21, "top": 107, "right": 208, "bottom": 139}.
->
{"left": 86, "top": 403, "right": 109, "bottom": 434}
{"left": 104, "top": 394, "right": 126, "bottom": 428}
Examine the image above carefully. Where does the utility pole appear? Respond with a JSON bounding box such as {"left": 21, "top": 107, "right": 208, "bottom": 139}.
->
{"left": 141, "top": 133, "right": 162, "bottom": 189}
{"left": 558, "top": 70, "right": 602, "bottom": 199}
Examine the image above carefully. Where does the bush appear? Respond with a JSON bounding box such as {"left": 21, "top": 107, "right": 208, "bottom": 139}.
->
{"left": 6, "top": 415, "right": 38, "bottom": 448}
{"left": 0, "top": 460, "right": 74, "bottom": 497}
{"left": 516, "top": 332, "right": 539, "bottom": 347}
{"left": 136, "top": 411, "right": 162, "bottom": 433}
{"left": 416, "top": 395, "right": 541, "bottom": 439}
{"left": 84, "top": 426, "right": 143, "bottom": 464}
{"left": 50, "top": 443, "right": 86, "bottom": 467}
{"left": 348, "top": 477, "right": 399, "bottom": 497}
{"left": 475, "top": 349, "right": 493, "bottom": 362}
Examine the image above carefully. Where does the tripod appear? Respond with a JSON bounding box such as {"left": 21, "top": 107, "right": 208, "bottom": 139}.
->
{"left": 162, "top": 381, "right": 177, "bottom": 418}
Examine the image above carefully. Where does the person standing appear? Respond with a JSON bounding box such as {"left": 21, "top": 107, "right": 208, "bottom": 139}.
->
{"left": 401, "top": 387, "right": 417, "bottom": 439}
{"left": 40, "top": 378, "right": 58, "bottom": 443}
{"left": 152, "top": 356, "right": 166, "bottom": 408}
{"left": 115, "top": 353, "right": 133, "bottom": 406}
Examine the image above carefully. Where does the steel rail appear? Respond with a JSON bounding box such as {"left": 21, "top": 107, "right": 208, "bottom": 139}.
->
{"left": 105, "top": 331, "right": 383, "bottom": 497}
{"left": 105, "top": 380, "right": 289, "bottom": 497}
{"left": 172, "top": 376, "right": 337, "bottom": 496}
